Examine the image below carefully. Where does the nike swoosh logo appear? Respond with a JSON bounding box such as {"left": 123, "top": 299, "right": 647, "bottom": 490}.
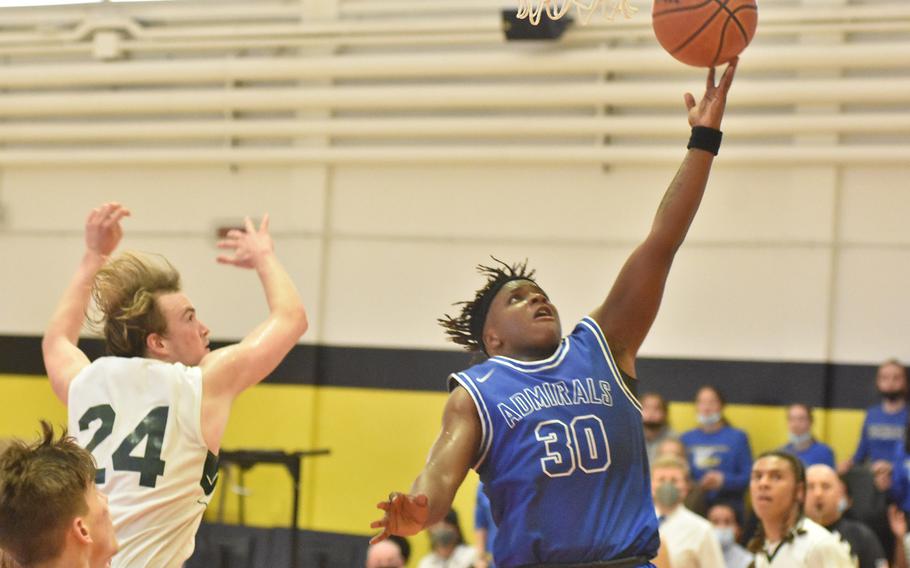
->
{"left": 206, "top": 474, "right": 219, "bottom": 485}
{"left": 476, "top": 370, "right": 494, "bottom": 383}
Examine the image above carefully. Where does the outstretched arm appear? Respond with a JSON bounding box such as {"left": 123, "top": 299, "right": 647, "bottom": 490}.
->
{"left": 200, "top": 215, "right": 308, "bottom": 404}
{"left": 42, "top": 203, "right": 130, "bottom": 404}
{"left": 370, "top": 387, "right": 482, "bottom": 543}
{"left": 591, "top": 59, "right": 738, "bottom": 375}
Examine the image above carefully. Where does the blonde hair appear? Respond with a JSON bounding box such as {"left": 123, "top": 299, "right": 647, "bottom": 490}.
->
{"left": 91, "top": 251, "right": 181, "bottom": 357}
{"left": 651, "top": 455, "right": 690, "bottom": 479}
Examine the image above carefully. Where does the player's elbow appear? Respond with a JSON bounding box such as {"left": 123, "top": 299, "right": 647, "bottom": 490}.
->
{"left": 287, "top": 304, "right": 308, "bottom": 338}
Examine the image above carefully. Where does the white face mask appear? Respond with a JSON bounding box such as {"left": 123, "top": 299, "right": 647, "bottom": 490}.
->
{"left": 788, "top": 432, "right": 812, "bottom": 446}
{"left": 698, "top": 412, "right": 722, "bottom": 426}
{"left": 714, "top": 526, "right": 735, "bottom": 549}
{"left": 837, "top": 496, "right": 849, "bottom": 514}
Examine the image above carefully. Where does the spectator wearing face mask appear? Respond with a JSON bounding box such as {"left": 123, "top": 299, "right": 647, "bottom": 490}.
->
{"left": 680, "top": 385, "right": 753, "bottom": 518}
{"left": 417, "top": 510, "right": 476, "bottom": 568}
{"left": 642, "top": 392, "right": 677, "bottom": 465}
{"left": 839, "top": 359, "right": 908, "bottom": 476}
{"left": 805, "top": 464, "right": 887, "bottom": 568}
{"left": 706, "top": 503, "right": 753, "bottom": 568}
{"left": 781, "top": 404, "right": 835, "bottom": 469}
{"left": 652, "top": 455, "right": 725, "bottom": 568}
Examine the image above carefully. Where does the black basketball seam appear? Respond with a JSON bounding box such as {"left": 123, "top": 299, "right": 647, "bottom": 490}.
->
{"left": 711, "top": 14, "right": 735, "bottom": 65}
{"left": 730, "top": 4, "right": 758, "bottom": 42}
{"left": 652, "top": 0, "right": 714, "bottom": 18}
{"left": 669, "top": 1, "right": 728, "bottom": 54}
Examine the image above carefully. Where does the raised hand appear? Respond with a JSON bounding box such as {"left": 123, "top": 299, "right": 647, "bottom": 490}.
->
{"left": 369, "top": 492, "right": 429, "bottom": 544}
{"left": 216, "top": 214, "right": 274, "bottom": 270}
{"left": 85, "top": 202, "right": 131, "bottom": 257}
{"left": 684, "top": 57, "right": 738, "bottom": 130}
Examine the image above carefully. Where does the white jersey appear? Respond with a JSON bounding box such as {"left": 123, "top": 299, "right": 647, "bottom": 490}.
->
{"left": 754, "top": 517, "right": 854, "bottom": 568}
{"left": 68, "top": 357, "right": 218, "bottom": 568}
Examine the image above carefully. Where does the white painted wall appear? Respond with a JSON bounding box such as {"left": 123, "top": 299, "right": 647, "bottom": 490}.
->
{"left": 0, "top": 0, "right": 908, "bottom": 367}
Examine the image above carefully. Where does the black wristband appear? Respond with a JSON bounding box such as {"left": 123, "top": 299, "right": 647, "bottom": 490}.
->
{"left": 687, "top": 126, "right": 723, "bottom": 155}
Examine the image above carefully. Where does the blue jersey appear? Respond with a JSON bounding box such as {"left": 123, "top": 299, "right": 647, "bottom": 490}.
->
{"left": 781, "top": 440, "right": 835, "bottom": 469}
{"left": 853, "top": 405, "right": 908, "bottom": 466}
{"left": 449, "top": 318, "right": 659, "bottom": 568}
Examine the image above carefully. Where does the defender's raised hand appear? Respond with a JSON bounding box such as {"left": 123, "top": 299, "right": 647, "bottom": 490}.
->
{"left": 85, "top": 202, "right": 130, "bottom": 257}
{"left": 685, "top": 57, "right": 738, "bottom": 130}
{"left": 216, "top": 214, "right": 275, "bottom": 269}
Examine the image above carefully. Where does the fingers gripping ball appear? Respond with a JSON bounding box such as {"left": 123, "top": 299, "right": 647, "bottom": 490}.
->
{"left": 652, "top": 0, "right": 758, "bottom": 68}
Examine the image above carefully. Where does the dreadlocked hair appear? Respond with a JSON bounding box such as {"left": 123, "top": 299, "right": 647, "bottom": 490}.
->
{"left": 438, "top": 257, "right": 537, "bottom": 354}
{"left": 747, "top": 450, "right": 807, "bottom": 554}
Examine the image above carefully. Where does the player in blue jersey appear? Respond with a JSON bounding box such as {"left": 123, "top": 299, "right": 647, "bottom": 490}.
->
{"left": 370, "top": 59, "right": 739, "bottom": 568}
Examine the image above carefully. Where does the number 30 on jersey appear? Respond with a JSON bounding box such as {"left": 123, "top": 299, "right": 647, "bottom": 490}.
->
{"left": 535, "top": 414, "right": 611, "bottom": 477}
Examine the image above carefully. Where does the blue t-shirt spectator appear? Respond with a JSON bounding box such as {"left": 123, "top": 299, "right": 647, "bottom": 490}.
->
{"left": 680, "top": 425, "right": 752, "bottom": 514}
{"left": 475, "top": 483, "right": 497, "bottom": 567}
{"left": 852, "top": 405, "right": 907, "bottom": 466}
{"left": 782, "top": 439, "right": 836, "bottom": 469}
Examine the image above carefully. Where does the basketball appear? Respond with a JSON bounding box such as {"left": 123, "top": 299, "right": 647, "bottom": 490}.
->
{"left": 652, "top": 0, "right": 758, "bottom": 68}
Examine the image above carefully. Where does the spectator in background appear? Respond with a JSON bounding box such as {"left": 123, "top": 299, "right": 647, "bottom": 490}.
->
{"left": 474, "top": 483, "right": 496, "bottom": 568}
{"left": 642, "top": 392, "right": 677, "bottom": 465}
{"left": 366, "top": 540, "right": 406, "bottom": 568}
{"left": 748, "top": 451, "right": 852, "bottom": 567}
{"left": 840, "top": 359, "right": 908, "bottom": 476}
{"left": 680, "top": 385, "right": 753, "bottom": 518}
{"left": 417, "top": 510, "right": 476, "bottom": 568}
{"left": 804, "top": 464, "right": 886, "bottom": 568}
{"left": 652, "top": 455, "right": 724, "bottom": 568}
{"left": 781, "top": 404, "right": 835, "bottom": 468}
{"left": 706, "top": 503, "right": 753, "bottom": 568}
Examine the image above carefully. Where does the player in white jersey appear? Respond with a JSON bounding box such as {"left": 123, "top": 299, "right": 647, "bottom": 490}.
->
{"left": 41, "top": 203, "right": 308, "bottom": 567}
{"left": 748, "top": 451, "right": 852, "bottom": 568}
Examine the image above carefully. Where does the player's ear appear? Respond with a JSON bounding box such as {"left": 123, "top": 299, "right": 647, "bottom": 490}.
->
{"left": 73, "top": 517, "right": 92, "bottom": 544}
{"left": 145, "top": 332, "right": 167, "bottom": 358}
{"left": 483, "top": 329, "right": 502, "bottom": 353}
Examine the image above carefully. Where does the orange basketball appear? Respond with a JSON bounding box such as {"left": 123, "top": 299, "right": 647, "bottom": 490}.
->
{"left": 652, "top": 0, "right": 758, "bottom": 68}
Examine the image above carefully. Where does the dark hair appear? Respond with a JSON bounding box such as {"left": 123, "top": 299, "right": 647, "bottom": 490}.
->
{"left": 438, "top": 258, "right": 539, "bottom": 354}
{"left": 746, "top": 450, "right": 806, "bottom": 554}
{"left": 387, "top": 535, "right": 411, "bottom": 563}
{"left": 443, "top": 509, "right": 466, "bottom": 546}
{"left": 706, "top": 502, "right": 742, "bottom": 527}
{"left": 0, "top": 421, "right": 96, "bottom": 565}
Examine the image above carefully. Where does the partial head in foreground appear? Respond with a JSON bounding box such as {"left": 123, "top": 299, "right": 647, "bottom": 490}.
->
{"left": 92, "top": 251, "right": 210, "bottom": 365}
{"left": 439, "top": 258, "right": 561, "bottom": 360}
{"left": 0, "top": 421, "right": 117, "bottom": 568}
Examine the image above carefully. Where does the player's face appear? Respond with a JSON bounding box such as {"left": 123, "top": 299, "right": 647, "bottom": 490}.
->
{"left": 483, "top": 280, "right": 561, "bottom": 359}
{"left": 786, "top": 405, "right": 811, "bottom": 436}
{"left": 750, "top": 456, "right": 803, "bottom": 525}
{"left": 805, "top": 466, "right": 843, "bottom": 525}
{"left": 156, "top": 292, "right": 211, "bottom": 366}
{"left": 85, "top": 486, "right": 118, "bottom": 568}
